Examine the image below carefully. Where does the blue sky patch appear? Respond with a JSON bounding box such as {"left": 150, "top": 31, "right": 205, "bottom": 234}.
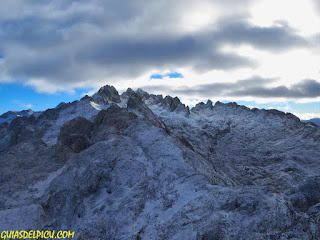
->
{"left": 150, "top": 74, "right": 163, "bottom": 79}
{"left": 150, "top": 72, "right": 184, "bottom": 80}
{"left": 0, "top": 82, "right": 94, "bottom": 114}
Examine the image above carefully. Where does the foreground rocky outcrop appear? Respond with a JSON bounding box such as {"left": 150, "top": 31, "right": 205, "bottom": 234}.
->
{"left": 0, "top": 85, "right": 319, "bottom": 239}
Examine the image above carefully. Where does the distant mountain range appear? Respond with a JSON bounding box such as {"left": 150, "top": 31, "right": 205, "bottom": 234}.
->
{"left": 1, "top": 102, "right": 319, "bottom": 127}
{"left": 302, "top": 118, "right": 320, "bottom": 126}
{"left": 0, "top": 109, "right": 40, "bottom": 124}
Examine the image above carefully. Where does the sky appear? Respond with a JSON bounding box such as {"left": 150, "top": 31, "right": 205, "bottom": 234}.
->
{"left": 0, "top": 0, "right": 319, "bottom": 119}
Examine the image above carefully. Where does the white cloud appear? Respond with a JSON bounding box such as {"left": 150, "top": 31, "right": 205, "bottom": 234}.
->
{"left": 25, "top": 104, "right": 33, "bottom": 108}
{"left": 25, "top": 78, "right": 75, "bottom": 94}
{"left": 81, "top": 89, "right": 99, "bottom": 97}
{"left": 249, "top": 0, "right": 320, "bottom": 36}
{"left": 293, "top": 112, "right": 320, "bottom": 120}
{"left": 12, "top": 100, "right": 34, "bottom": 109}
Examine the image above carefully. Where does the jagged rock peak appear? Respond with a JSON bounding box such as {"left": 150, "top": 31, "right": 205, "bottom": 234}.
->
{"left": 210, "top": 100, "right": 301, "bottom": 124}
{"left": 136, "top": 88, "right": 150, "bottom": 100}
{"left": 160, "top": 95, "right": 190, "bottom": 115}
{"left": 120, "top": 87, "right": 189, "bottom": 115}
{"left": 0, "top": 109, "right": 36, "bottom": 124}
{"left": 127, "top": 92, "right": 144, "bottom": 109}
{"left": 120, "top": 87, "right": 136, "bottom": 100}
{"left": 0, "top": 109, "right": 34, "bottom": 117}
{"left": 125, "top": 87, "right": 135, "bottom": 95}
{"left": 92, "top": 85, "right": 121, "bottom": 104}
{"left": 266, "top": 109, "right": 300, "bottom": 122}
{"left": 192, "top": 100, "right": 213, "bottom": 112}
{"left": 249, "top": 107, "right": 301, "bottom": 123}
{"left": 80, "top": 95, "right": 92, "bottom": 101}
{"left": 212, "top": 101, "right": 241, "bottom": 109}
{"left": 207, "top": 100, "right": 213, "bottom": 106}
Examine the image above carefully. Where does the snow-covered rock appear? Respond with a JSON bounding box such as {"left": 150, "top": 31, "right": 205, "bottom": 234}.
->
{"left": 0, "top": 85, "right": 319, "bottom": 239}
{"left": 0, "top": 109, "right": 39, "bottom": 124}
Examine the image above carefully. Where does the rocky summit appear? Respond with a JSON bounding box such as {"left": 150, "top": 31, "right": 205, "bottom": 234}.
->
{"left": 0, "top": 85, "right": 319, "bottom": 239}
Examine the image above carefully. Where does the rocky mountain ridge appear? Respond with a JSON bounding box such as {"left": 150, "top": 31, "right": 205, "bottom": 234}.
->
{"left": 302, "top": 118, "right": 320, "bottom": 126}
{"left": 0, "top": 109, "right": 40, "bottom": 124}
{"left": 0, "top": 85, "right": 319, "bottom": 239}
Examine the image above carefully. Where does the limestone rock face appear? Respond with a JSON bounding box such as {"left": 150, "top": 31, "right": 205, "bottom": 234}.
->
{"left": 92, "top": 105, "right": 138, "bottom": 142}
{"left": 92, "top": 85, "right": 121, "bottom": 104}
{"left": 56, "top": 116, "right": 93, "bottom": 154}
{"left": 0, "top": 85, "right": 319, "bottom": 240}
{"left": 0, "top": 205, "right": 45, "bottom": 232}
{"left": 160, "top": 96, "right": 190, "bottom": 116}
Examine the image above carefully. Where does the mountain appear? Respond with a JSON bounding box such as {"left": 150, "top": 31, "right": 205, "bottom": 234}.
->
{"left": 0, "top": 109, "right": 39, "bottom": 124}
{"left": 0, "top": 85, "right": 319, "bottom": 239}
{"left": 302, "top": 118, "right": 320, "bottom": 126}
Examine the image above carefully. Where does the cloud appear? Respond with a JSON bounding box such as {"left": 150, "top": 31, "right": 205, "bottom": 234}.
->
{"left": 141, "top": 75, "right": 268, "bottom": 94}
{"left": 232, "top": 79, "right": 320, "bottom": 98}
{"left": 215, "top": 20, "right": 308, "bottom": 51}
{"left": 1, "top": 19, "right": 256, "bottom": 87}
{"left": 293, "top": 112, "right": 320, "bottom": 120}
{"left": 141, "top": 77, "right": 320, "bottom": 99}
{"left": 311, "top": 34, "right": 320, "bottom": 51}
{"left": 0, "top": 0, "right": 314, "bottom": 94}
{"left": 12, "top": 100, "right": 34, "bottom": 109}
{"left": 313, "top": 0, "right": 320, "bottom": 13}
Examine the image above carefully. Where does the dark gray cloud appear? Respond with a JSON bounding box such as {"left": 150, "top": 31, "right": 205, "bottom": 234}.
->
{"left": 142, "top": 78, "right": 320, "bottom": 99}
{"left": 0, "top": 0, "right": 315, "bottom": 92}
{"left": 75, "top": 35, "right": 256, "bottom": 75}
{"left": 311, "top": 33, "right": 320, "bottom": 50}
{"left": 214, "top": 20, "right": 308, "bottom": 51}
{"left": 141, "top": 76, "right": 273, "bottom": 96}
{"left": 313, "top": 0, "right": 320, "bottom": 13}
{"left": 3, "top": 33, "right": 254, "bottom": 83}
{"left": 233, "top": 79, "right": 320, "bottom": 98}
